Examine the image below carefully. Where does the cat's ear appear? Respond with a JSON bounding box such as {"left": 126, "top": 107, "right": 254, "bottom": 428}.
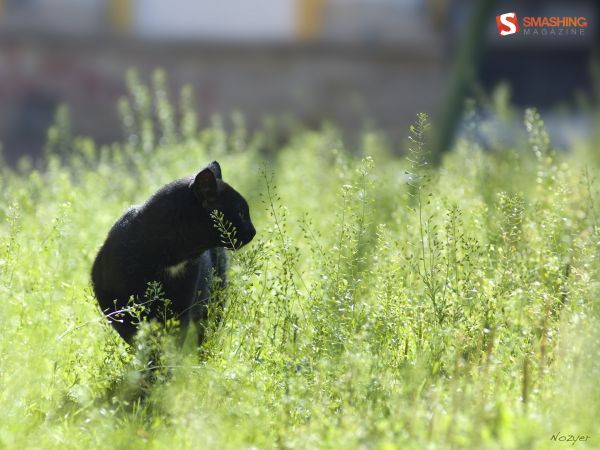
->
{"left": 190, "top": 167, "right": 218, "bottom": 203}
{"left": 208, "top": 161, "right": 222, "bottom": 179}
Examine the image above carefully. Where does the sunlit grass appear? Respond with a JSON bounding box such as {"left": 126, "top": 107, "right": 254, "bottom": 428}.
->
{"left": 1, "top": 74, "right": 599, "bottom": 449}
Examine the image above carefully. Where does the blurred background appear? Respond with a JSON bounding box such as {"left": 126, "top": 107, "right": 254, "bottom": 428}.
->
{"left": 0, "top": 0, "right": 598, "bottom": 162}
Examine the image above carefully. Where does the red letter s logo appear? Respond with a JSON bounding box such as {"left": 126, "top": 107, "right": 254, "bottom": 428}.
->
{"left": 496, "top": 12, "right": 519, "bottom": 36}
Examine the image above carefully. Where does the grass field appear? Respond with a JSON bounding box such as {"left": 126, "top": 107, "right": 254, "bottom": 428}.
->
{"left": 1, "top": 76, "right": 599, "bottom": 449}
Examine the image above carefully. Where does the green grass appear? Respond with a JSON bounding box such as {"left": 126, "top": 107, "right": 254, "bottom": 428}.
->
{"left": 1, "top": 76, "right": 600, "bottom": 449}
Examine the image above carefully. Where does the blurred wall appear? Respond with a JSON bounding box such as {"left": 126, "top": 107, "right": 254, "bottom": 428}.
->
{"left": 0, "top": 0, "right": 444, "bottom": 161}
{"left": 0, "top": 37, "right": 445, "bottom": 161}
{"left": 2, "top": 0, "right": 596, "bottom": 162}
{"left": 132, "top": 0, "right": 296, "bottom": 41}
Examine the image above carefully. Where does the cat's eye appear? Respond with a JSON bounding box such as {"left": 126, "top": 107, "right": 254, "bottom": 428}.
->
{"left": 238, "top": 211, "right": 245, "bottom": 220}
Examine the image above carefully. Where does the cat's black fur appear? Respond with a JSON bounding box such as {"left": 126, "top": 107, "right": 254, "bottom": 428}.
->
{"left": 91, "top": 161, "right": 255, "bottom": 344}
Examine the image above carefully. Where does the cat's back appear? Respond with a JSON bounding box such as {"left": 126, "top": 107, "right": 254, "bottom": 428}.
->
{"left": 92, "top": 205, "right": 142, "bottom": 285}
{"left": 103, "top": 204, "right": 141, "bottom": 246}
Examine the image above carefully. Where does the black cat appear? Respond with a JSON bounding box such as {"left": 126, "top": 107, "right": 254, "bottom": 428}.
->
{"left": 91, "top": 161, "right": 255, "bottom": 344}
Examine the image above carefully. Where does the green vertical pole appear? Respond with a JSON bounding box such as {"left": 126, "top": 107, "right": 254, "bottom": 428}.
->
{"left": 431, "top": 0, "right": 497, "bottom": 164}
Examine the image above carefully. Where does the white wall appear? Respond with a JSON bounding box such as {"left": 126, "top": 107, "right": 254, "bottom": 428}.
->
{"left": 132, "top": 0, "right": 296, "bottom": 41}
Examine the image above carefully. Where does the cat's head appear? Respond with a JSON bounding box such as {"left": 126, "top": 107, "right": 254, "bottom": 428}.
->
{"left": 190, "top": 161, "right": 256, "bottom": 249}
